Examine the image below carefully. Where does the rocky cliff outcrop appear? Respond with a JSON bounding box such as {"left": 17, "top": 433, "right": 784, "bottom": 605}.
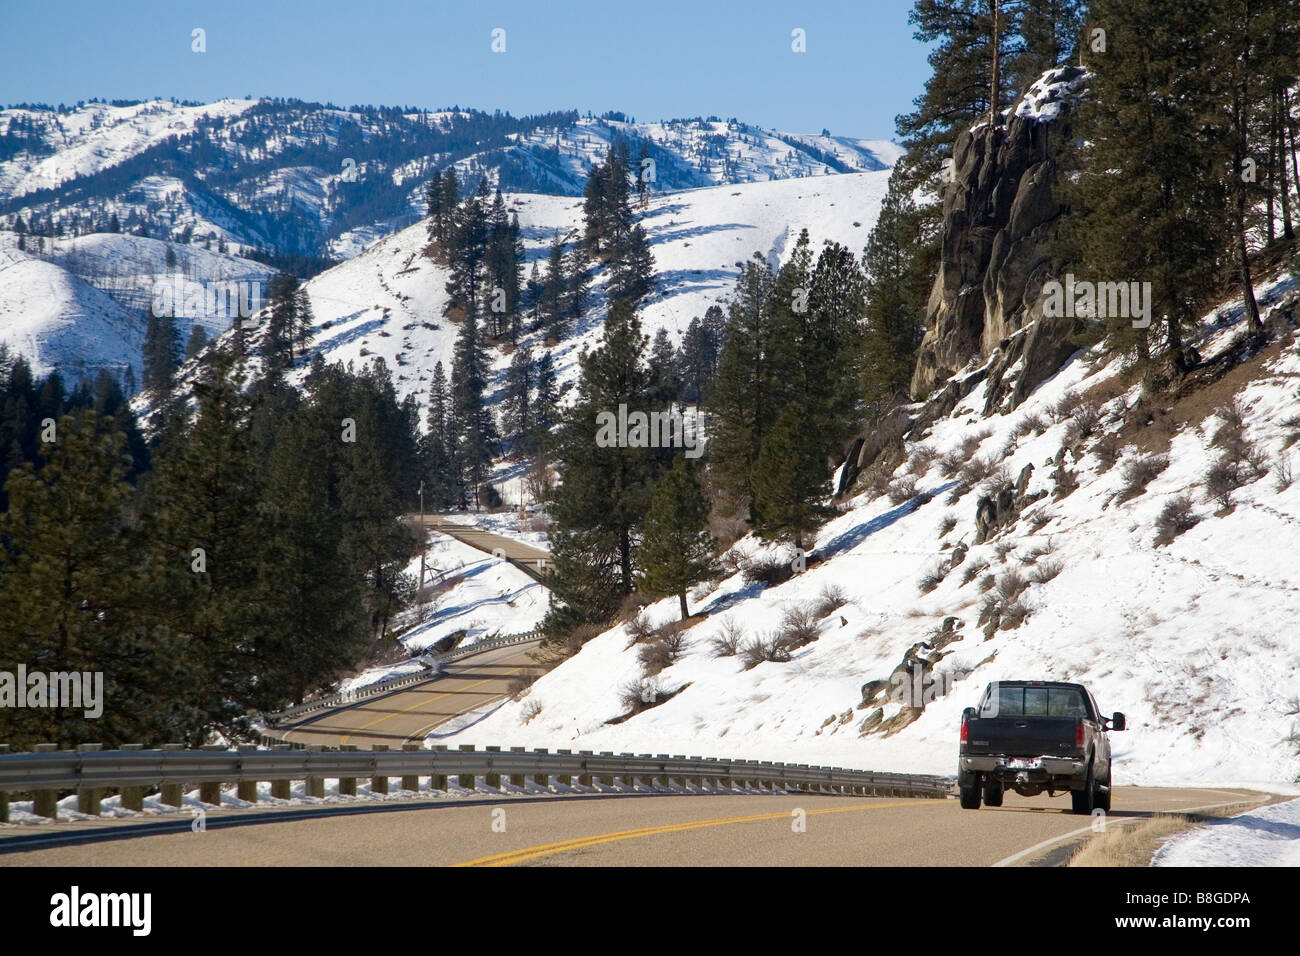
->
{"left": 910, "top": 67, "right": 1088, "bottom": 412}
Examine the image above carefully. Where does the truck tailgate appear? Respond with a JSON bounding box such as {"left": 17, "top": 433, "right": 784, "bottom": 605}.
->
{"left": 965, "top": 716, "right": 1080, "bottom": 757}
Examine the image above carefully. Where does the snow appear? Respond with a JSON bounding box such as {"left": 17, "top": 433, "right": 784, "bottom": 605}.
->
{"left": 429, "top": 275, "right": 1300, "bottom": 788}
{"left": 1153, "top": 797, "right": 1300, "bottom": 866}
{"left": 272, "top": 170, "right": 891, "bottom": 452}
{"left": 336, "top": 529, "right": 548, "bottom": 694}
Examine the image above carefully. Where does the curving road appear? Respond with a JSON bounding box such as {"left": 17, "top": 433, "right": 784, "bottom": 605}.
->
{"left": 0, "top": 786, "right": 1278, "bottom": 866}
{"left": 277, "top": 638, "right": 543, "bottom": 748}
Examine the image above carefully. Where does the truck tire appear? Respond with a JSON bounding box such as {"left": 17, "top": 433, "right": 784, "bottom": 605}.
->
{"left": 982, "top": 781, "right": 1004, "bottom": 807}
{"left": 1071, "top": 763, "right": 1095, "bottom": 815}
{"left": 1096, "top": 761, "right": 1112, "bottom": 812}
{"left": 959, "top": 784, "right": 981, "bottom": 809}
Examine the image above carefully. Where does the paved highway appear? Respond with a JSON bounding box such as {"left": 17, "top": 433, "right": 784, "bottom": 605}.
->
{"left": 277, "top": 638, "right": 543, "bottom": 747}
{"left": 0, "top": 786, "right": 1275, "bottom": 866}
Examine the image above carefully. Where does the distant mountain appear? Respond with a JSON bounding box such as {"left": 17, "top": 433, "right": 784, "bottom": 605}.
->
{"left": 0, "top": 98, "right": 900, "bottom": 260}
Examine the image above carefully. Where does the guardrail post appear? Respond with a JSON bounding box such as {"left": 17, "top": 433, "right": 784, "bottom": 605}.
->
{"left": 0, "top": 745, "right": 7, "bottom": 822}
{"left": 30, "top": 743, "right": 60, "bottom": 819}
{"left": 304, "top": 746, "right": 325, "bottom": 798}
{"left": 430, "top": 745, "right": 448, "bottom": 791}
{"left": 402, "top": 743, "right": 421, "bottom": 792}
{"left": 159, "top": 743, "right": 186, "bottom": 807}
{"left": 113, "top": 743, "right": 144, "bottom": 811}
{"left": 533, "top": 748, "right": 550, "bottom": 790}
{"left": 599, "top": 751, "right": 615, "bottom": 787}
{"left": 509, "top": 747, "right": 526, "bottom": 788}
{"left": 654, "top": 754, "right": 670, "bottom": 789}
{"left": 371, "top": 744, "right": 390, "bottom": 794}
{"left": 556, "top": 749, "right": 572, "bottom": 787}
{"left": 235, "top": 744, "right": 260, "bottom": 802}
{"left": 74, "top": 743, "right": 104, "bottom": 815}
{"left": 485, "top": 746, "right": 501, "bottom": 789}
{"left": 578, "top": 750, "right": 594, "bottom": 788}
{"left": 198, "top": 744, "right": 225, "bottom": 805}
{"left": 270, "top": 744, "right": 292, "bottom": 799}
{"left": 458, "top": 745, "right": 476, "bottom": 790}
{"left": 337, "top": 745, "right": 357, "bottom": 796}
{"left": 689, "top": 756, "right": 705, "bottom": 790}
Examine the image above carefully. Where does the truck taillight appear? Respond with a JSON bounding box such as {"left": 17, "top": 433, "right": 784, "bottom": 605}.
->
{"left": 1075, "top": 720, "right": 1085, "bottom": 748}
{"left": 960, "top": 715, "right": 969, "bottom": 744}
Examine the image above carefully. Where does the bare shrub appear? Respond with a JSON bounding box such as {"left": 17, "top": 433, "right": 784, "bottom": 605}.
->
{"left": 996, "top": 569, "right": 1028, "bottom": 603}
{"left": 740, "top": 634, "right": 794, "bottom": 670}
{"left": 778, "top": 604, "right": 821, "bottom": 647}
{"left": 888, "top": 475, "right": 919, "bottom": 505}
{"left": 978, "top": 464, "right": 1013, "bottom": 498}
{"left": 938, "top": 448, "right": 968, "bottom": 478}
{"left": 1064, "top": 401, "right": 1103, "bottom": 445}
{"left": 1273, "top": 455, "right": 1294, "bottom": 493}
{"left": 743, "top": 554, "right": 795, "bottom": 587}
{"left": 1210, "top": 399, "right": 1248, "bottom": 451}
{"left": 960, "top": 560, "right": 990, "bottom": 587}
{"left": 938, "top": 515, "right": 957, "bottom": 538}
{"left": 863, "top": 468, "right": 894, "bottom": 501}
{"left": 1093, "top": 432, "right": 1123, "bottom": 473}
{"left": 978, "top": 573, "right": 997, "bottom": 592}
{"left": 959, "top": 427, "right": 993, "bottom": 459}
{"left": 508, "top": 669, "right": 540, "bottom": 700}
{"left": 946, "top": 477, "right": 974, "bottom": 504}
{"left": 1030, "top": 559, "right": 1064, "bottom": 584}
{"left": 709, "top": 618, "right": 744, "bottom": 657}
{"left": 906, "top": 444, "right": 939, "bottom": 476}
{"left": 1116, "top": 454, "right": 1169, "bottom": 504}
{"left": 1154, "top": 494, "right": 1199, "bottom": 546}
{"left": 521, "top": 699, "right": 543, "bottom": 723}
{"left": 1019, "top": 542, "right": 1053, "bottom": 565}
{"left": 618, "top": 678, "right": 656, "bottom": 715}
{"left": 1052, "top": 390, "right": 1085, "bottom": 423}
{"left": 999, "top": 599, "right": 1030, "bottom": 629}
{"left": 961, "top": 454, "right": 998, "bottom": 487}
{"left": 994, "top": 541, "right": 1017, "bottom": 562}
{"left": 638, "top": 624, "right": 687, "bottom": 674}
{"left": 918, "top": 563, "right": 947, "bottom": 594}
{"left": 1026, "top": 508, "right": 1054, "bottom": 533}
{"left": 1010, "top": 413, "right": 1047, "bottom": 442}
{"left": 1281, "top": 414, "right": 1300, "bottom": 450}
{"left": 812, "top": 584, "right": 848, "bottom": 618}
{"left": 618, "top": 591, "right": 654, "bottom": 621}
{"left": 626, "top": 611, "right": 655, "bottom": 644}
{"left": 564, "top": 623, "right": 604, "bottom": 656}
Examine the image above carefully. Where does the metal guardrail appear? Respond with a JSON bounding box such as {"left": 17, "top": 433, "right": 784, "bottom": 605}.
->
{"left": 263, "top": 628, "right": 544, "bottom": 726}
{"left": 0, "top": 745, "right": 955, "bottom": 805}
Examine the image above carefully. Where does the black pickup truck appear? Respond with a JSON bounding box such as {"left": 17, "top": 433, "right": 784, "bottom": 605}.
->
{"left": 958, "top": 680, "right": 1125, "bottom": 814}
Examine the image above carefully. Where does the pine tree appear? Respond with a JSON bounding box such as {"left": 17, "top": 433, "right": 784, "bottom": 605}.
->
{"left": 751, "top": 404, "right": 835, "bottom": 551}
{"left": 862, "top": 165, "right": 927, "bottom": 406}
{"left": 638, "top": 456, "right": 716, "bottom": 620}
{"left": 185, "top": 324, "right": 207, "bottom": 361}
{"left": 1060, "top": 0, "right": 1227, "bottom": 372}
{"left": 503, "top": 345, "right": 534, "bottom": 444}
{"left": 449, "top": 312, "right": 499, "bottom": 505}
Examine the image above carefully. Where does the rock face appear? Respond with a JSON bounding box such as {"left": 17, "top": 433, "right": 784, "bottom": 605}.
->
{"left": 910, "top": 67, "right": 1088, "bottom": 411}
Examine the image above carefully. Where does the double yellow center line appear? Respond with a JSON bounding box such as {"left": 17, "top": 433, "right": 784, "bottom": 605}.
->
{"left": 453, "top": 800, "right": 932, "bottom": 866}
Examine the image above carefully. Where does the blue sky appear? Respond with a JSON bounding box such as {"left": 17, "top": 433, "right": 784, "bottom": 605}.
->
{"left": 0, "top": 0, "right": 928, "bottom": 139}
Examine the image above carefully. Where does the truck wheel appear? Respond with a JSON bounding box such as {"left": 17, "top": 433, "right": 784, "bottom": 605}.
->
{"left": 982, "top": 781, "right": 1004, "bottom": 807}
{"left": 1071, "top": 764, "right": 1095, "bottom": 815}
{"left": 959, "top": 784, "right": 981, "bottom": 809}
{"left": 1096, "top": 761, "right": 1112, "bottom": 812}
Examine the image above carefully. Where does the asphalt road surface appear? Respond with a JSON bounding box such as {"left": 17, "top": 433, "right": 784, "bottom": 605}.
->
{"left": 0, "top": 786, "right": 1275, "bottom": 867}
{"left": 414, "top": 515, "right": 551, "bottom": 575}
{"left": 278, "top": 638, "right": 543, "bottom": 748}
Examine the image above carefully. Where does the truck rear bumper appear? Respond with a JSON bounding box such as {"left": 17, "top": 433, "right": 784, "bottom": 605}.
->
{"left": 959, "top": 755, "right": 1085, "bottom": 778}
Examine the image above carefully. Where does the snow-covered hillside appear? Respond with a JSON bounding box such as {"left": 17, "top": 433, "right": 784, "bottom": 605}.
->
{"left": 432, "top": 275, "right": 1300, "bottom": 791}
{"left": 0, "top": 231, "right": 273, "bottom": 379}
{"left": 1, "top": 98, "right": 901, "bottom": 260}
{"left": 284, "top": 171, "right": 891, "bottom": 412}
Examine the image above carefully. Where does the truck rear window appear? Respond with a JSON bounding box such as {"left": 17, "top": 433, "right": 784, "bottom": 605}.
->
{"left": 982, "top": 685, "right": 1088, "bottom": 718}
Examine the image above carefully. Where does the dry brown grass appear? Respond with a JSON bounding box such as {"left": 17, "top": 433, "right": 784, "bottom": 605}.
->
{"left": 1068, "top": 804, "right": 1259, "bottom": 867}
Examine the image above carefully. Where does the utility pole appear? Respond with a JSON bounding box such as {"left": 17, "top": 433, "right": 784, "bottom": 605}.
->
{"left": 418, "top": 480, "right": 425, "bottom": 593}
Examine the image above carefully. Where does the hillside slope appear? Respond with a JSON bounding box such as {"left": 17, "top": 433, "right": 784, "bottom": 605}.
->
{"left": 435, "top": 274, "right": 1300, "bottom": 789}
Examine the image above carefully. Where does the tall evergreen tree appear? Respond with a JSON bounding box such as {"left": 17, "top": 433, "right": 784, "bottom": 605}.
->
{"left": 638, "top": 456, "right": 716, "bottom": 620}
